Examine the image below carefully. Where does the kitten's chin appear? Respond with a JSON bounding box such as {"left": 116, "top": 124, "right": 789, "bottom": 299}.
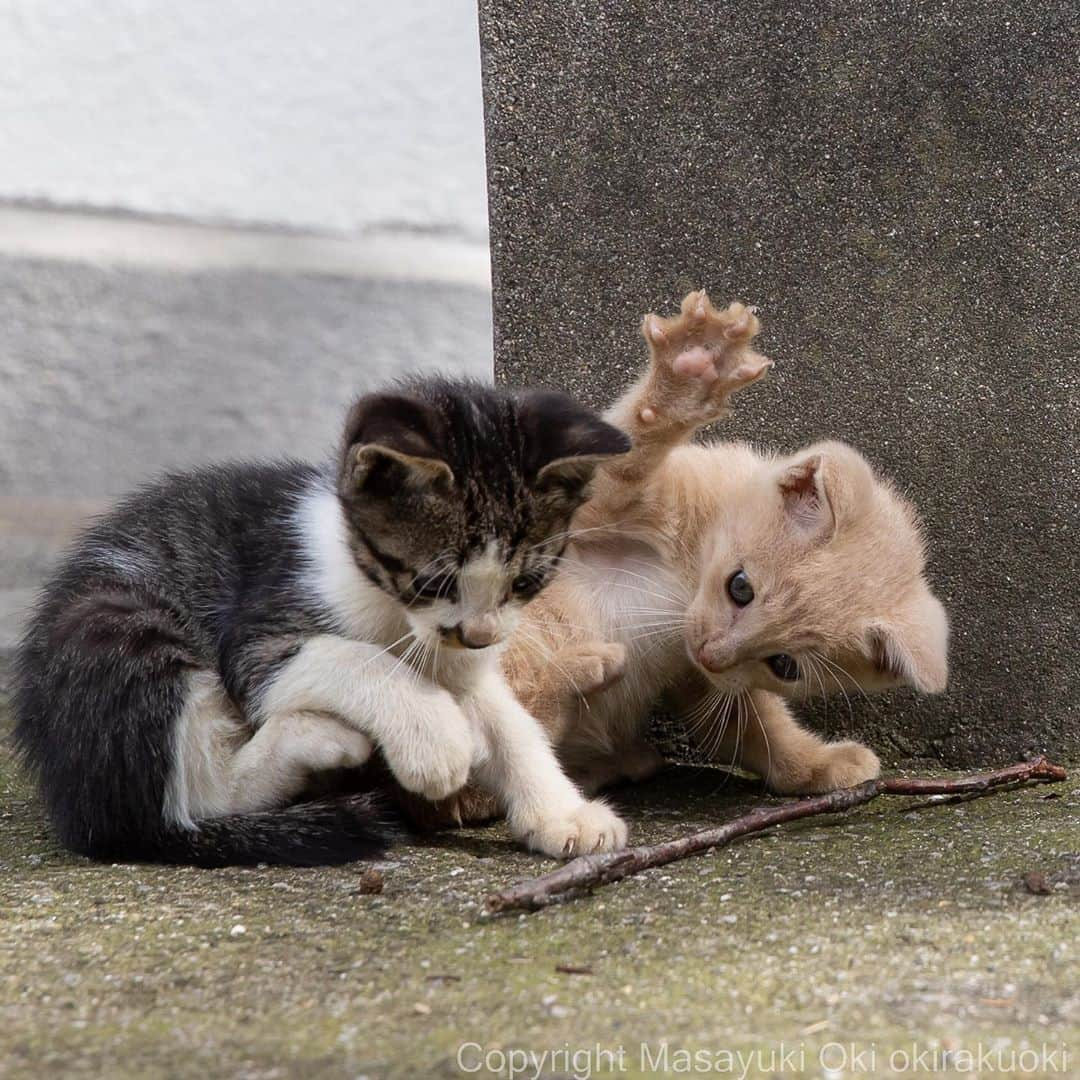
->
{"left": 694, "top": 660, "right": 751, "bottom": 695}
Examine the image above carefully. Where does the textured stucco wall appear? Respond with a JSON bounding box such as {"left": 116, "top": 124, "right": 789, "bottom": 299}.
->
{"left": 0, "top": 0, "right": 488, "bottom": 238}
{"left": 480, "top": 1, "right": 1078, "bottom": 764}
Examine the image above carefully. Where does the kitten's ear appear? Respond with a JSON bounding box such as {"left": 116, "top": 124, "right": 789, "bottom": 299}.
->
{"left": 778, "top": 442, "right": 875, "bottom": 543}
{"left": 778, "top": 454, "right": 836, "bottom": 542}
{"left": 340, "top": 393, "right": 453, "bottom": 496}
{"left": 516, "top": 389, "right": 631, "bottom": 496}
{"left": 864, "top": 590, "right": 949, "bottom": 693}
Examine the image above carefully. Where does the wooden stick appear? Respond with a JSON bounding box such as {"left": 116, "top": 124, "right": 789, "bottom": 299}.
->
{"left": 485, "top": 757, "right": 1067, "bottom": 914}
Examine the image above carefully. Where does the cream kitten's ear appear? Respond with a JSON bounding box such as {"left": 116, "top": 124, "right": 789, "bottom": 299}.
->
{"left": 865, "top": 591, "right": 949, "bottom": 693}
{"left": 779, "top": 441, "right": 875, "bottom": 542}
{"left": 778, "top": 455, "right": 835, "bottom": 541}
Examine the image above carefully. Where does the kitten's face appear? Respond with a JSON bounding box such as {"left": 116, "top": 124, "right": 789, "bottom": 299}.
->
{"left": 685, "top": 441, "right": 949, "bottom": 699}
{"left": 337, "top": 380, "right": 630, "bottom": 651}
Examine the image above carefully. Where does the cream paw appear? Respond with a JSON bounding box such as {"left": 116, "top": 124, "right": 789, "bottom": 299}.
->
{"left": 638, "top": 290, "right": 771, "bottom": 429}
{"left": 767, "top": 740, "right": 881, "bottom": 795}
{"left": 558, "top": 640, "right": 628, "bottom": 697}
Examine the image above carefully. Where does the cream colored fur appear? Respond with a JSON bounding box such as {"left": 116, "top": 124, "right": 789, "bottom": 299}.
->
{"left": 498, "top": 291, "right": 949, "bottom": 801}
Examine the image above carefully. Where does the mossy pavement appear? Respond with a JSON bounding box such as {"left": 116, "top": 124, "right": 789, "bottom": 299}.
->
{"left": 0, "top": 700, "right": 1076, "bottom": 1079}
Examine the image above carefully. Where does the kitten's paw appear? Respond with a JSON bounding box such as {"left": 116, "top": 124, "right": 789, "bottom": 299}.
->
{"left": 809, "top": 741, "right": 880, "bottom": 792}
{"left": 262, "top": 712, "right": 374, "bottom": 779}
{"left": 306, "top": 716, "right": 374, "bottom": 771}
{"left": 381, "top": 697, "right": 475, "bottom": 801}
{"left": 560, "top": 640, "right": 627, "bottom": 697}
{"left": 769, "top": 741, "right": 881, "bottom": 794}
{"left": 522, "top": 799, "right": 629, "bottom": 857}
{"left": 640, "top": 291, "right": 771, "bottom": 426}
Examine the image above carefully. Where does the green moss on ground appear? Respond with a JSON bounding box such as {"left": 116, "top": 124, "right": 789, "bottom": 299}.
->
{"left": 0, "top": 709, "right": 1076, "bottom": 1079}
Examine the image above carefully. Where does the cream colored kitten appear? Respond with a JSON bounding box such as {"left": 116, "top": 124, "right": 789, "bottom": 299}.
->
{"left": 499, "top": 291, "right": 948, "bottom": 801}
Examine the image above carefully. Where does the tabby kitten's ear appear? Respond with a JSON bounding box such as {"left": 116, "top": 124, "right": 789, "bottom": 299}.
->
{"left": 516, "top": 390, "right": 632, "bottom": 498}
{"left": 339, "top": 393, "right": 454, "bottom": 497}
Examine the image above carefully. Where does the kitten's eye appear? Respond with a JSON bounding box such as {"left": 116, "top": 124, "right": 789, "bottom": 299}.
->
{"left": 766, "top": 654, "right": 800, "bottom": 681}
{"left": 727, "top": 570, "right": 754, "bottom": 607}
{"left": 411, "top": 575, "right": 456, "bottom": 602}
{"left": 511, "top": 572, "right": 543, "bottom": 598}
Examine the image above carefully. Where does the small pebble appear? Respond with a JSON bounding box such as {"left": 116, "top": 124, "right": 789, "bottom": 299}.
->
{"left": 229, "top": 924, "right": 246, "bottom": 937}
{"left": 355, "top": 869, "right": 384, "bottom": 895}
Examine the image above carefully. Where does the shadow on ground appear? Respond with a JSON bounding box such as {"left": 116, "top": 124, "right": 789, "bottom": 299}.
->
{"left": 0, "top": 703, "right": 1076, "bottom": 1079}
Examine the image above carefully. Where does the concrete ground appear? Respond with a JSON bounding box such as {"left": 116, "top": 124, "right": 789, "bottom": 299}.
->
{"left": 1, "top": 696, "right": 1075, "bottom": 1079}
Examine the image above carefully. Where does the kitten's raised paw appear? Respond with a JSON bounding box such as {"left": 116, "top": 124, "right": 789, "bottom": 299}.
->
{"left": 524, "top": 799, "right": 629, "bottom": 858}
{"left": 640, "top": 291, "right": 771, "bottom": 426}
{"left": 559, "top": 640, "right": 627, "bottom": 697}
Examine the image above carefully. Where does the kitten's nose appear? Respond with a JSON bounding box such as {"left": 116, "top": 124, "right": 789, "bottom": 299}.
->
{"left": 697, "top": 642, "right": 727, "bottom": 673}
{"left": 455, "top": 614, "right": 500, "bottom": 649}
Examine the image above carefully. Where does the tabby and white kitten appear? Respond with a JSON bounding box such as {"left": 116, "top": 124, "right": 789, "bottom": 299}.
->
{"left": 13, "top": 377, "right": 631, "bottom": 866}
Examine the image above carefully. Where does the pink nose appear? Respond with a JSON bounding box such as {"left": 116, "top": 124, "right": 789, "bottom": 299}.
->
{"left": 697, "top": 645, "right": 723, "bottom": 673}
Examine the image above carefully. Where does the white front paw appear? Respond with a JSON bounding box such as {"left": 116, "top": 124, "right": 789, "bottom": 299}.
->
{"left": 522, "top": 799, "right": 629, "bottom": 858}
{"left": 382, "top": 697, "right": 475, "bottom": 801}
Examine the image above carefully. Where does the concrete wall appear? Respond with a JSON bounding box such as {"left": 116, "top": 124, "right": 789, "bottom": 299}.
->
{"left": 0, "top": 0, "right": 488, "bottom": 238}
{"left": 0, "top": 2, "right": 493, "bottom": 650}
{"left": 479, "top": 1, "right": 1078, "bottom": 764}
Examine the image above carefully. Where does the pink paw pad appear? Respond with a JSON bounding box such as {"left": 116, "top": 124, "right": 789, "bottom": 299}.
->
{"left": 672, "top": 346, "right": 719, "bottom": 383}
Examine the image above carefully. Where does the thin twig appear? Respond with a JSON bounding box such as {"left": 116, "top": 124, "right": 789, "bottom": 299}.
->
{"left": 485, "top": 757, "right": 1068, "bottom": 914}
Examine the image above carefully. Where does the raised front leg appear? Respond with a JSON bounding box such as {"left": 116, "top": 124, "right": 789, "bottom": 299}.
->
{"left": 257, "top": 635, "right": 476, "bottom": 803}
{"left": 677, "top": 682, "right": 881, "bottom": 794}
{"left": 465, "top": 671, "right": 629, "bottom": 857}
{"left": 580, "top": 291, "right": 771, "bottom": 529}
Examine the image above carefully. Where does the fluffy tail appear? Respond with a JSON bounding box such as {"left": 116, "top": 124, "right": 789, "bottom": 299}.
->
{"left": 143, "top": 794, "right": 394, "bottom": 868}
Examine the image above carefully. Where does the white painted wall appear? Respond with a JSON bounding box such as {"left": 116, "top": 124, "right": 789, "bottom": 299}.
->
{"left": 0, "top": 0, "right": 489, "bottom": 238}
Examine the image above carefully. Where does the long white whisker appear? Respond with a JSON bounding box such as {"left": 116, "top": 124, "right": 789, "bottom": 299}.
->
{"left": 364, "top": 631, "right": 414, "bottom": 668}
{"left": 746, "top": 692, "right": 772, "bottom": 789}
{"left": 812, "top": 650, "right": 856, "bottom": 723}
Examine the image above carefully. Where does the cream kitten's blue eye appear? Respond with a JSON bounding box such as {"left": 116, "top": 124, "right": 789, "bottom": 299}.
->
{"left": 727, "top": 570, "right": 754, "bottom": 606}
{"left": 766, "top": 654, "right": 800, "bottom": 680}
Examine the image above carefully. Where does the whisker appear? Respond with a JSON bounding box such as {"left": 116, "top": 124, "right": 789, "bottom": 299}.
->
{"left": 811, "top": 650, "right": 855, "bottom": 725}
{"left": 746, "top": 692, "right": 772, "bottom": 789}
{"left": 364, "top": 631, "right": 414, "bottom": 668}
{"left": 512, "top": 625, "right": 589, "bottom": 709}
{"left": 604, "top": 566, "right": 686, "bottom": 605}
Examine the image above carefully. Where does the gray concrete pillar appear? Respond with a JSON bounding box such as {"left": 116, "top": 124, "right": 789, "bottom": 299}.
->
{"left": 480, "top": 2, "right": 1077, "bottom": 763}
